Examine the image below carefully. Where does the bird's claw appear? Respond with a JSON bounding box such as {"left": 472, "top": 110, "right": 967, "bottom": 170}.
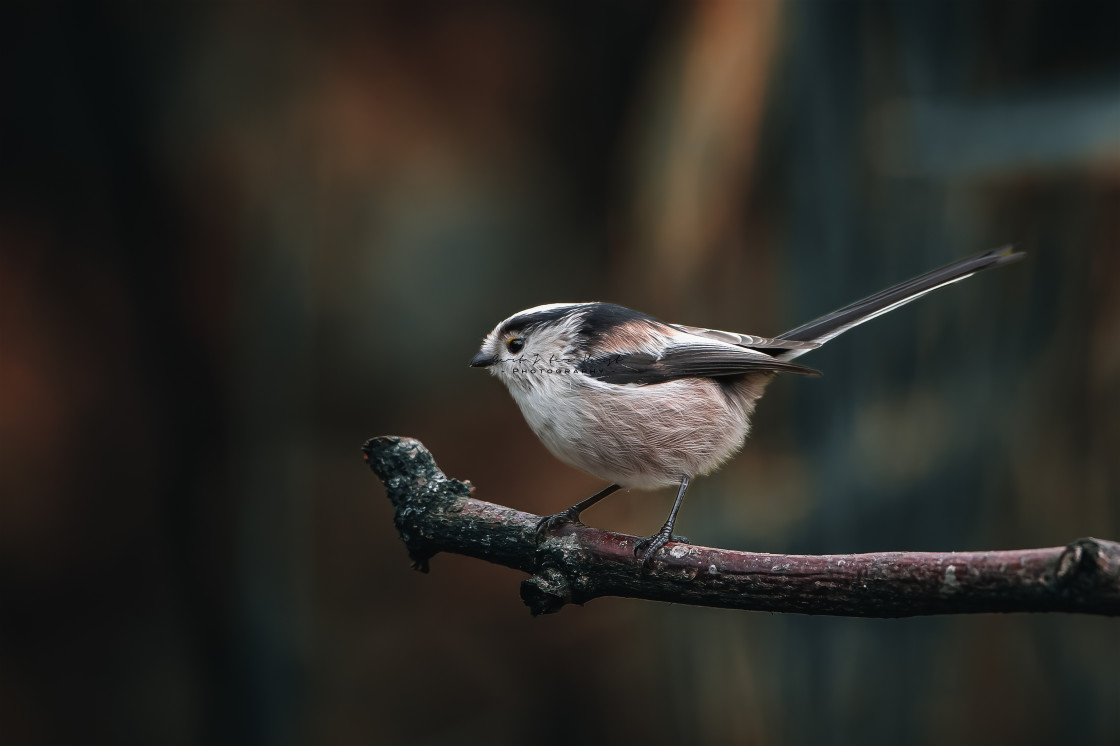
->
{"left": 634, "top": 532, "right": 689, "bottom": 569}
{"left": 533, "top": 508, "right": 583, "bottom": 542}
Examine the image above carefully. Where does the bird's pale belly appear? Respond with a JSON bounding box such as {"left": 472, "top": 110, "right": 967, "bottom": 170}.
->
{"left": 514, "top": 375, "right": 769, "bottom": 490}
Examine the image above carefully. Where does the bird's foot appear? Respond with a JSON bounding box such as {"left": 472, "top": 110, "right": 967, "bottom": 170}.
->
{"left": 533, "top": 507, "right": 583, "bottom": 542}
{"left": 634, "top": 532, "right": 689, "bottom": 569}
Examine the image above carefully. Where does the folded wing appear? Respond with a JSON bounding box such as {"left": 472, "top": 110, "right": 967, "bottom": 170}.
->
{"left": 671, "top": 324, "right": 822, "bottom": 352}
{"left": 578, "top": 343, "right": 820, "bottom": 385}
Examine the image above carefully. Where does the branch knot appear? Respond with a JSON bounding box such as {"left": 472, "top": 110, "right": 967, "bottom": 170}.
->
{"left": 521, "top": 567, "right": 573, "bottom": 616}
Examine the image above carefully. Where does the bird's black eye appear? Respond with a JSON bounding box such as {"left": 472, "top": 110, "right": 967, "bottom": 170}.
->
{"left": 506, "top": 337, "right": 524, "bottom": 354}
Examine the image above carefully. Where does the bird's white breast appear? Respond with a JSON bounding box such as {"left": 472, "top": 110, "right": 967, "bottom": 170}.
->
{"left": 507, "top": 370, "right": 768, "bottom": 489}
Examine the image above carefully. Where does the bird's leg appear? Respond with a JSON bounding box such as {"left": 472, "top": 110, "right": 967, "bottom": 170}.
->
{"left": 635, "top": 476, "right": 691, "bottom": 568}
{"left": 534, "top": 483, "right": 621, "bottom": 539}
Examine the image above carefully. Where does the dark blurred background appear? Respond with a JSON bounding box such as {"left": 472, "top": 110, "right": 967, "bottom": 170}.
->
{"left": 1, "top": 1, "right": 1118, "bottom": 744}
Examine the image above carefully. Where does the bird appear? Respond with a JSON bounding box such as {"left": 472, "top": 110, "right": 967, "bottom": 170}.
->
{"left": 470, "top": 247, "right": 1023, "bottom": 566}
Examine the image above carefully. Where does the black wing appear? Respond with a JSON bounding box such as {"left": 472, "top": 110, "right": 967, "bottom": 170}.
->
{"left": 578, "top": 344, "right": 820, "bottom": 385}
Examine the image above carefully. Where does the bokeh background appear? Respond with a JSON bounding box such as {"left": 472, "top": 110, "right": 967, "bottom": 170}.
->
{"left": 2, "top": 1, "right": 1119, "bottom": 744}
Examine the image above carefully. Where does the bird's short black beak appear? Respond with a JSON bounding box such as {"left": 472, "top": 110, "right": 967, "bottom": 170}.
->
{"left": 470, "top": 351, "right": 497, "bottom": 368}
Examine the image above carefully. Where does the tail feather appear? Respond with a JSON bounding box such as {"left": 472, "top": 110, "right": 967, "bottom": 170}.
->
{"left": 775, "top": 246, "right": 1023, "bottom": 360}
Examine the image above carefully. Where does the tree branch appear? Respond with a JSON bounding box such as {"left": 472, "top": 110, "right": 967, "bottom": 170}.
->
{"left": 362, "top": 435, "right": 1120, "bottom": 617}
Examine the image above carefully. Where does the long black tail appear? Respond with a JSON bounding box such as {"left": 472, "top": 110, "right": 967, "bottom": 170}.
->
{"left": 776, "top": 246, "right": 1023, "bottom": 360}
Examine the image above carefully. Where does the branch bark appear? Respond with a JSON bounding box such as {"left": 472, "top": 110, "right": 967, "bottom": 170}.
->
{"left": 363, "top": 435, "right": 1120, "bottom": 617}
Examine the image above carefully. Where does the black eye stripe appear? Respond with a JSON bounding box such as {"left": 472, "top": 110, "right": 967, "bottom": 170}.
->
{"left": 497, "top": 303, "right": 664, "bottom": 344}
{"left": 498, "top": 307, "right": 577, "bottom": 338}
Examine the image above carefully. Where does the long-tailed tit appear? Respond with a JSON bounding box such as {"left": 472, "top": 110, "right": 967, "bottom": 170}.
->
{"left": 470, "top": 247, "right": 1023, "bottom": 566}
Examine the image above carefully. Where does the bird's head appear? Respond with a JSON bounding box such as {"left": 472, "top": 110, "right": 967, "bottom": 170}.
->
{"left": 470, "top": 303, "right": 592, "bottom": 391}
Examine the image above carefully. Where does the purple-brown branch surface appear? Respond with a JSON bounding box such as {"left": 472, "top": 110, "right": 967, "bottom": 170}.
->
{"left": 363, "top": 435, "right": 1120, "bottom": 617}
